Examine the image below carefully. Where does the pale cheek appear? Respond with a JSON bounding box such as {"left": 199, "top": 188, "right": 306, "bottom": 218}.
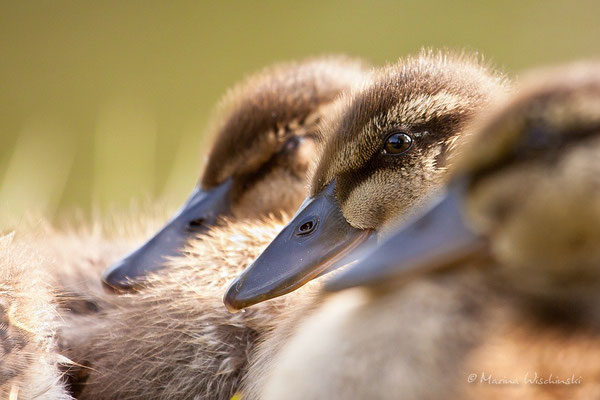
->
{"left": 342, "top": 187, "right": 387, "bottom": 230}
{"left": 343, "top": 173, "right": 427, "bottom": 230}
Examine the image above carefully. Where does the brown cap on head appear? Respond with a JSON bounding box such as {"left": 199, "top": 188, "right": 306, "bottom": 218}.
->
{"left": 454, "top": 61, "right": 600, "bottom": 180}
{"left": 310, "top": 50, "right": 508, "bottom": 229}
{"left": 201, "top": 56, "right": 370, "bottom": 190}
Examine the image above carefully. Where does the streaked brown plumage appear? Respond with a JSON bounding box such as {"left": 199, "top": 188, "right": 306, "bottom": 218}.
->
{"left": 203, "top": 56, "right": 370, "bottom": 220}
{"left": 309, "top": 50, "right": 507, "bottom": 230}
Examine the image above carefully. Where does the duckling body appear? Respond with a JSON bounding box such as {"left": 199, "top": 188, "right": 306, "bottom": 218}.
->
{"left": 73, "top": 218, "right": 321, "bottom": 400}
{"left": 257, "top": 273, "right": 489, "bottom": 400}
{"left": 0, "top": 233, "right": 72, "bottom": 400}
{"left": 256, "top": 62, "right": 600, "bottom": 400}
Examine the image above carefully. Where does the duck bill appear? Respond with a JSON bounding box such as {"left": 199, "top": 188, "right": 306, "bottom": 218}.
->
{"left": 223, "top": 181, "right": 374, "bottom": 312}
{"left": 326, "top": 182, "right": 486, "bottom": 292}
{"left": 102, "top": 179, "right": 233, "bottom": 292}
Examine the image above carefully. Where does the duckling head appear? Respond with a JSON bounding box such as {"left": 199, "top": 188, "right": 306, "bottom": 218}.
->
{"left": 224, "top": 51, "right": 507, "bottom": 311}
{"left": 102, "top": 57, "right": 368, "bottom": 292}
{"left": 328, "top": 62, "right": 600, "bottom": 301}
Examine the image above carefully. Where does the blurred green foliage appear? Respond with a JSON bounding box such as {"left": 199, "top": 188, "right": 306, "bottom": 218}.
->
{"left": 1, "top": 0, "right": 599, "bottom": 223}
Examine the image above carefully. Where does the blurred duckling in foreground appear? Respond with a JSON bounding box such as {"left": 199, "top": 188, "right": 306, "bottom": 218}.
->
{"left": 0, "top": 233, "right": 72, "bottom": 400}
{"left": 102, "top": 56, "right": 369, "bottom": 291}
{"left": 259, "top": 62, "right": 600, "bottom": 400}
{"left": 65, "top": 57, "right": 370, "bottom": 400}
{"left": 225, "top": 50, "right": 507, "bottom": 311}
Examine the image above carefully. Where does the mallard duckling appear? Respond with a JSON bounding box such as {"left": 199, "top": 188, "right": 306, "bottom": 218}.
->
{"left": 0, "top": 233, "right": 72, "bottom": 400}
{"left": 102, "top": 56, "right": 369, "bottom": 291}
{"left": 48, "top": 56, "right": 367, "bottom": 318}
{"left": 224, "top": 50, "right": 507, "bottom": 311}
{"left": 258, "top": 62, "right": 600, "bottom": 400}
{"left": 58, "top": 57, "right": 370, "bottom": 399}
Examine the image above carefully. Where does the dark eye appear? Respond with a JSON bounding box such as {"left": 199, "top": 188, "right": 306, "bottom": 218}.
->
{"left": 282, "top": 136, "right": 301, "bottom": 154}
{"left": 383, "top": 132, "right": 413, "bottom": 155}
{"left": 295, "top": 217, "right": 318, "bottom": 236}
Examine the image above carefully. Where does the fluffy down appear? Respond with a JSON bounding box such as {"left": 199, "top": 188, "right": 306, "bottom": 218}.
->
{"left": 0, "top": 233, "right": 72, "bottom": 400}
{"left": 67, "top": 217, "right": 320, "bottom": 400}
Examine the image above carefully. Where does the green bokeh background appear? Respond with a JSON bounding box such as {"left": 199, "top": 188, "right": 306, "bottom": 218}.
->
{"left": 1, "top": 1, "right": 599, "bottom": 222}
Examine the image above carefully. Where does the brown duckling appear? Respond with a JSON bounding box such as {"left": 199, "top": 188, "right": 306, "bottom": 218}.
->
{"left": 102, "top": 56, "right": 369, "bottom": 291}
{"left": 59, "top": 57, "right": 370, "bottom": 399}
{"left": 0, "top": 233, "right": 72, "bottom": 400}
{"left": 224, "top": 50, "right": 507, "bottom": 311}
{"left": 258, "top": 62, "right": 600, "bottom": 400}
{"left": 7, "top": 55, "right": 368, "bottom": 346}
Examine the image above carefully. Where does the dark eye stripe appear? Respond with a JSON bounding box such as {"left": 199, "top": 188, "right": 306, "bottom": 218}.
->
{"left": 470, "top": 121, "right": 600, "bottom": 185}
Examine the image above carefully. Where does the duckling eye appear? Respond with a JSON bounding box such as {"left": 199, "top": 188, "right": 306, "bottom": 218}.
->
{"left": 295, "top": 217, "right": 318, "bottom": 236}
{"left": 281, "top": 136, "right": 302, "bottom": 154}
{"left": 383, "top": 132, "right": 413, "bottom": 155}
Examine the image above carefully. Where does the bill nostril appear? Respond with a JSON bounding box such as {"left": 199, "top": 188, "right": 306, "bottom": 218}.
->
{"left": 187, "top": 218, "right": 206, "bottom": 231}
{"left": 295, "top": 217, "right": 318, "bottom": 236}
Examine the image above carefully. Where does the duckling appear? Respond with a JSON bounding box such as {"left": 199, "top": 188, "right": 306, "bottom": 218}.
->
{"left": 20, "top": 55, "right": 366, "bottom": 349}
{"left": 257, "top": 61, "right": 600, "bottom": 400}
{"left": 0, "top": 233, "right": 72, "bottom": 400}
{"left": 102, "top": 56, "right": 369, "bottom": 291}
{"left": 57, "top": 57, "right": 370, "bottom": 399}
{"left": 224, "top": 49, "right": 507, "bottom": 311}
